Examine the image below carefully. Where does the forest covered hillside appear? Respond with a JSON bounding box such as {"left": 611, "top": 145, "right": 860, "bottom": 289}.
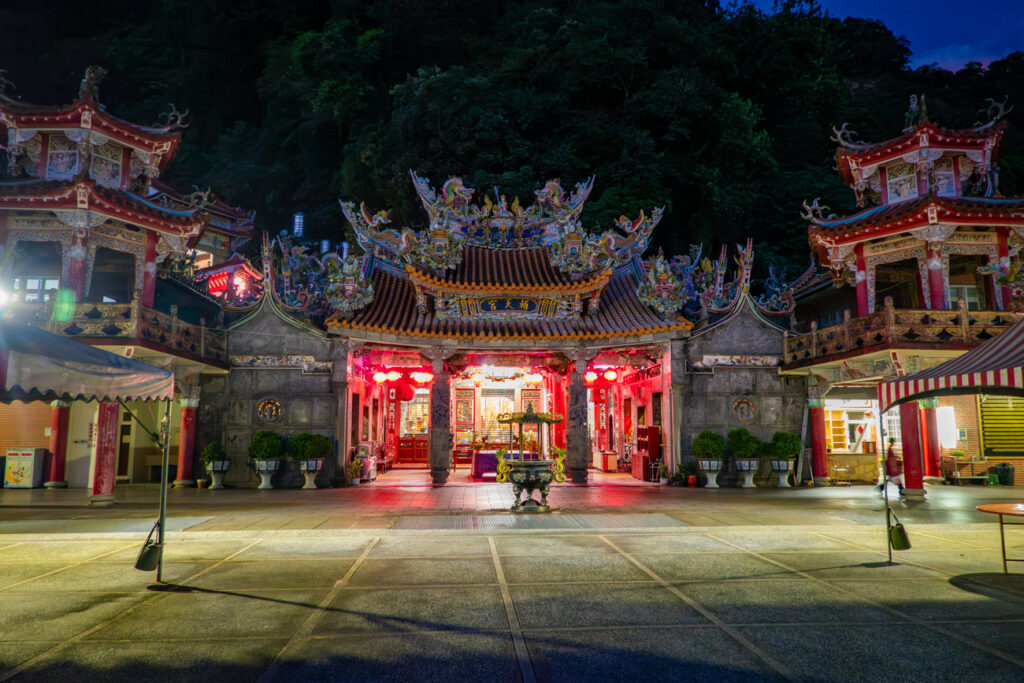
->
{"left": 2, "top": 0, "right": 1022, "bottom": 279}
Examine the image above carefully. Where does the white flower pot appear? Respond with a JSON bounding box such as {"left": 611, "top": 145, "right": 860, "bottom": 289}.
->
{"left": 699, "top": 459, "right": 722, "bottom": 488}
{"left": 771, "top": 459, "right": 795, "bottom": 487}
{"left": 735, "top": 459, "right": 759, "bottom": 488}
{"left": 350, "top": 478, "right": 360, "bottom": 486}
{"left": 299, "top": 459, "right": 324, "bottom": 490}
{"left": 253, "top": 459, "right": 279, "bottom": 490}
{"left": 660, "top": 477, "right": 669, "bottom": 485}
{"left": 206, "top": 460, "right": 230, "bottom": 490}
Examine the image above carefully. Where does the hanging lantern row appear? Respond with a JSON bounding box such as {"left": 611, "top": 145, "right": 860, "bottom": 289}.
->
{"left": 372, "top": 370, "right": 433, "bottom": 384}
{"left": 584, "top": 368, "right": 621, "bottom": 384}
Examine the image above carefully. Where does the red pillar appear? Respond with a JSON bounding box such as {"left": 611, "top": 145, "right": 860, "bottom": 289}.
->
{"left": 553, "top": 375, "right": 566, "bottom": 449}
{"left": 919, "top": 399, "right": 941, "bottom": 479}
{"left": 174, "top": 399, "right": 199, "bottom": 486}
{"left": 66, "top": 227, "right": 88, "bottom": 302}
{"left": 854, "top": 244, "right": 870, "bottom": 316}
{"left": 90, "top": 401, "right": 120, "bottom": 503}
{"left": 926, "top": 243, "right": 946, "bottom": 310}
{"left": 44, "top": 400, "right": 71, "bottom": 488}
{"left": 996, "top": 228, "right": 1012, "bottom": 310}
{"left": 140, "top": 231, "right": 158, "bottom": 307}
{"left": 898, "top": 401, "right": 926, "bottom": 499}
{"left": 809, "top": 398, "right": 829, "bottom": 484}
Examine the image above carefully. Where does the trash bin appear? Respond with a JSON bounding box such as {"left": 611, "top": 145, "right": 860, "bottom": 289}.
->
{"left": 995, "top": 462, "right": 1015, "bottom": 486}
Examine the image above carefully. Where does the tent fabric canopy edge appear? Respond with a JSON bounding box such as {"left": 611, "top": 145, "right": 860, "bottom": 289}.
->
{"left": 0, "top": 320, "right": 174, "bottom": 404}
{"left": 878, "top": 317, "right": 1024, "bottom": 412}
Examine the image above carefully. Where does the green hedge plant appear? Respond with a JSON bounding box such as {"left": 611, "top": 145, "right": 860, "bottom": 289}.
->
{"left": 200, "top": 441, "right": 227, "bottom": 464}
{"left": 249, "top": 430, "right": 284, "bottom": 460}
{"left": 288, "top": 433, "right": 332, "bottom": 461}
{"left": 692, "top": 430, "right": 726, "bottom": 459}
{"left": 726, "top": 428, "right": 760, "bottom": 460}
{"left": 768, "top": 432, "right": 802, "bottom": 459}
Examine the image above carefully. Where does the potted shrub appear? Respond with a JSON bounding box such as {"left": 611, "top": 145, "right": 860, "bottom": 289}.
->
{"left": 347, "top": 457, "right": 363, "bottom": 486}
{"left": 684, "top": 460, "right": 699, "bottom": 487}
{"left": 289, "top": 433, "right": 332, "bottom": 489}
{"left": 727, "top": 427, "right": 761, "bottom": 489}
{"left": 693, "top": 430, "right": 725, "bottom": 488}
{"left": 656, "top": 461, "right": 669, "bottom": 485}
{"left": 767, "top": 431, "right": 801, "bottom": 487}
{"left": 201, "top": 441, "right": 231, "bottom": 490}
{"left": 249, "top": 430, "right": 284, "bottom": 489}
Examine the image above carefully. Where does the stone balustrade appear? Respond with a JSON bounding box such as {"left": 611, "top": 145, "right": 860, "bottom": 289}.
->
{"left": 8, "top": 298, "right": 226, "bottom": 365}
{"left": 783, "top": 297, "right": 1017, "bottom": 368}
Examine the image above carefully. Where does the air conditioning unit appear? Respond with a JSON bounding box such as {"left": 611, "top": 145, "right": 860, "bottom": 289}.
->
{"left": 957, "top": 428, "right": 968, "bottom": 442}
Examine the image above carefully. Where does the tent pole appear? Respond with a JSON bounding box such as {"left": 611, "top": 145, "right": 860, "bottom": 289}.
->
{"left": 157, "top": 398, "right": 171, "bottom": 583}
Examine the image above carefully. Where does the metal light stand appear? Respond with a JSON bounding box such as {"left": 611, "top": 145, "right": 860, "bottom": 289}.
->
{"left": 884, "top": 476, "right": 893, "bottom": 564}
{"left": 156, "top": 399, "right": 171, "bottom": 583}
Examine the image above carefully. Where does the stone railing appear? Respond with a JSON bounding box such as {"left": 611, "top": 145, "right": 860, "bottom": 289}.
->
{"left": 783, "top": 297, "right": 1017, "bottom": 367}
{"left": 9, "top": 299, "right": 227, "bottom": 365}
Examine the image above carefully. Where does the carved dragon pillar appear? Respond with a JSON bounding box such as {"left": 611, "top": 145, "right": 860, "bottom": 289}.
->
{"left": 566, "top": 347, "right": 597, "bottom": 484}
{"left": 425, "top": 346, "right": 456, "bottom": 484}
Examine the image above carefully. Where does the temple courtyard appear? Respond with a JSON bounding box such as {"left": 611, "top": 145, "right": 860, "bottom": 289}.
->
{"left": 1, "top": 484, "right": 1023, "bottom": 681}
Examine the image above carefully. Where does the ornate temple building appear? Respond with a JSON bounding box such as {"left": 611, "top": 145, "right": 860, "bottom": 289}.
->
{"left": 782, "top": 98, "right": 1024, "bottom": 494}
{"left": 202, "top": 173, "right": 805, "bottom": 487}
{"left": 0, "top": 69, "right": 252, "bottom": 498}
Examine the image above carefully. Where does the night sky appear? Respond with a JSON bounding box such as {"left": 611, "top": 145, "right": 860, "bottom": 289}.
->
{"left": 754, "top": 0, "right": 1024, "bottom": 70}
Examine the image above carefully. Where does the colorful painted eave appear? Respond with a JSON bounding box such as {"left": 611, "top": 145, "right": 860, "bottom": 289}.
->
{"left": 325, "top": 317, "right": 692, "bottom": 341}
{"left": 0, "top": 178, "right": 207, "bottom": 236}
{"left": 0, "top": 96, "right": 182, "bottom": 170}
{"left": 808, "top": 195, "right": 1024, "bottom": 251}
{"left": 835, "top": 118, "right": 1006, "bottom": 186}
{"left": 405, "top": 263, "right": 612, "bottom": 295}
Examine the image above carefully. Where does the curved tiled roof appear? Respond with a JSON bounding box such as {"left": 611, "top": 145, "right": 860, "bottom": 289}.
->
{"left": 441, "top": 246, "right": 571, "bottom": 286}
{"left": 809, "top": 195, "right": 1024, "bottom": 245}
{"left": 328, "top": 267, "right": 690, "bottom": 340}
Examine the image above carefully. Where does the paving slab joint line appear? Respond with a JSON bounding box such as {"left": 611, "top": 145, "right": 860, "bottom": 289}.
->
{"left": 597, "top": 534, "right": 801, "bottom": 683}
{"left": 0, "top": 538, "right": 265, "bottom": 682}
{"left": 489, "top": 536, "right": 538, "bottom": 683}
{"left": 255, "top": 536, "right": 381, "bottom": 683}
{"left": 0, "top": 541, "right": 138, "bottom": 594}
{"left": 703, "top": 532, "right": 1024, "bottom": 671}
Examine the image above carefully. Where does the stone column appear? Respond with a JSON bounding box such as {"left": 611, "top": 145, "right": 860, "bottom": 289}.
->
{"left": 173, "top": 398, "right": 199, "bottom": 487}
{"left": 566, "top": 363, "right": 590, "bottom": 484}
{"left": 919, "top": 398, "right": 941, "bottom": 480}
{"left": 898, "top": 401, "right": 926, "bottom": 499}
{"left": 428, "top": 353, "right": 452, "bottom": 484}
{"left": 808, "top": 397, "right": 829, "bottom": 485}
{"left": 90, "top": 401, "right": 120, "bottom": 504}
{"left": 44, "top": 400, "right": 71, "bottom": 488}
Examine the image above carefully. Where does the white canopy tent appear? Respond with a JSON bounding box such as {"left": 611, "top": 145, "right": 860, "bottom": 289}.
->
{"left": 0, "top": 320, "right": 173, "bottom": 403}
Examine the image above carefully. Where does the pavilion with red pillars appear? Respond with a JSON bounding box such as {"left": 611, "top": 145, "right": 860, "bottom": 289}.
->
{"left": 205, "top": 166, "right": 803, "bottom": 490}
{"left": 0, "top": 68, "right": 251, "bottom": 496}
{"left": 784, "top": 97, "right": 1024, "bottom": 497}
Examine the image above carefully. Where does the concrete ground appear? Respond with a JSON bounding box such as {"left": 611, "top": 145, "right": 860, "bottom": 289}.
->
{"left": 2, "top": 481, "right": 1024, "bottom": 681}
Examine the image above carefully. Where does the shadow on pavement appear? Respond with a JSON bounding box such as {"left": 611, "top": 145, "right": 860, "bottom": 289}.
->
{"left": 950, "top": 573, "right": 1024, "bottom": 602}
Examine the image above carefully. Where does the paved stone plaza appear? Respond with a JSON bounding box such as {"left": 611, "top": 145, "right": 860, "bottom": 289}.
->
{"left": 1, "top": 484, "right": 1024, "bottom": 681}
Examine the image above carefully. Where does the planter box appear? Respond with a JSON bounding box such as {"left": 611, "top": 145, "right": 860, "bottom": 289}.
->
{"left": 735, "top": 458, "right": 759, "bottom": 488}
{"left": 770, "top": 458, "right": 796, "bottom": 487}
{"left": 252, "top": 459, "right": 279, "bottom": 490}
{"left": 205, "top": 460, "right": 230, "bottom": 489}
{"left": 298, "top": 458, "right": 324, "bottom": 489}
{"left": 698, "top": 458, "right": 723, "bottom": 488}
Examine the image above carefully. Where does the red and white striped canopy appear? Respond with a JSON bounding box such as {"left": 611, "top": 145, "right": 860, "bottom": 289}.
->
{"left": 878, "top": 317, "right": 1024, "bottom": 412}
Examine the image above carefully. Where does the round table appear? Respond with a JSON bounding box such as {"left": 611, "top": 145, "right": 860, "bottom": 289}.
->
{"left": 976, "top": 503, "right": 1024, "bottom": 574}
